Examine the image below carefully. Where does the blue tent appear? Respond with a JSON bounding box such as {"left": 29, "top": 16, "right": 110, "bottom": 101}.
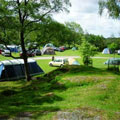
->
{"left": 0, "top": 59, "right": 44, "bottom": 81}
{"left": 7, "top": 45, "right": 18, "bottom": 53}
{"left": 102, "top": 48, "right": 111, "bottom": 54}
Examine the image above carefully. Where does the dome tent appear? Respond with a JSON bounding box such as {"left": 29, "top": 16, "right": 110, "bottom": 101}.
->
{"left": 41, "top": 47, "right": 55, "bottom": 55}
{"left": 44, "top": 43, "right": 54, "bottom": 48}
{"left": 0, "top": 59, "right": 44, "bottom": 81}
{"left": 72, "top": 47, "right": 78, "bottom": 51}
{"left": 102, "top": 48, "right": 111, "bottom": 54}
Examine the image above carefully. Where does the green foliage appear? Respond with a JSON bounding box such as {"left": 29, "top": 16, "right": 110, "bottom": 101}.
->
{"left": 65, "top": 22, "right": 83, "bottom": 46}
{"left": 99, "top": 0, "right": 120, "bottom": 19}
{"left": 80, "top": 37, "right": 98, "bottom": 66}
{"left": 108, "top": 42, "right": 118, "bottom": 52}
{"left": 0, "top": 0, "right": 71, "bottom": 81}
{"left": 85, "top": 33, "right": 105, "bottom": 51}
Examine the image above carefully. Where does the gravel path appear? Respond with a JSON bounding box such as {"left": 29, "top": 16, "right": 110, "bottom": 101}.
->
{"left": 34, "top": 56, "right": 113, "bottom": 60}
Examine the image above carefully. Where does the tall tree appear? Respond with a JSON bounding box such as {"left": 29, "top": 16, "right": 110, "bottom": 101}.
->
{"left": 80, "top": 37, "right": 97, "bottom": 66}
{"left": 85, "top": 33, "right": 105, "bottom": 51}
{"left": 65, "top": 22, "right": 83, "bottom": 46}
{"left": 0, "top": 2, "right": 19, "bottom": 57}
{"left": 1, "top": 0, "right": 71, "bottom": 81}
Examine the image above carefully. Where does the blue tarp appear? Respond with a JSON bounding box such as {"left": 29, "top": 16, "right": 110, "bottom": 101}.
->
{"left": 72, "top": 61, "right": 80, "bottom": 65}
{"left": 8, "top": 47, "right": 18, "bottom": 52}
{"left": 0, "top": 64, "right": 4, "bottom": 77}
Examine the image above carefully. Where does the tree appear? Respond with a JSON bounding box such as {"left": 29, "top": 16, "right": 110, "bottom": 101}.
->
{"left": 108, "top": 42, "right": 118, "bottom": 53}
{"left": 85, "top": 33, "right": 105, "bottom": 51}
{"left": 80, "top": 37, "right": 98, "bottom": 66}
{"left": 0, "top": 5, "right": 19, "bottom": 57}
{"left": 65, "top": 22, "right": 83, "bottom": 46}
{"left": 1, "top": 0, "right": 71, "bottom": 81}
{"left": 99, "top": 0, "right": 120, "bottom": 18}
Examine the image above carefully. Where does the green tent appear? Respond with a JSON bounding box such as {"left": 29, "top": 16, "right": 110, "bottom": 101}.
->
{"left": 104, "top": 58, "right": 120, "bottom": 65}
{"left": 72, "top": 47, "right": 77, "bottom": 51}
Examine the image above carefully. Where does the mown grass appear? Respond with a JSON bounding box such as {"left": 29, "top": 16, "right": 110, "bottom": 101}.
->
{"left": 1, "top": 49, "right": 120, "bottom": 60}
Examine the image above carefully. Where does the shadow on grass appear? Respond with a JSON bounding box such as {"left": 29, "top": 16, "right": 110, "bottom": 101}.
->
{"left": 0, "top": 68, "right": 68, "bottom": 119}
{"left": 0, "top": 65, "right": 119, "bottom": 119}
{"left": 64, "top": 65, "right": 120, "bottom": 76}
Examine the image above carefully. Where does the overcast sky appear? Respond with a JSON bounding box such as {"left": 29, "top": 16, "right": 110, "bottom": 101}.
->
{"left": 53, "top": 0, "right": 120, "bottom": 38}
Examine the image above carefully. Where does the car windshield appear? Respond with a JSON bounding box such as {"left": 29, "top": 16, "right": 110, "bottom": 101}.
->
{"left": 54, "top": 59, "right": 62, "bottom": 62}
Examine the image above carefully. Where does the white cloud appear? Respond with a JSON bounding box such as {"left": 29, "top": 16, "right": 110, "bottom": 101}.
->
{"left": 53, "top": 0, "right": 120, "bottom": 38}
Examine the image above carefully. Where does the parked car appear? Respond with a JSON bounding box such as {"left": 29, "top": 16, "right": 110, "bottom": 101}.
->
{"left": 34, "top": 49, "right": 41, "bottom": 56}
{"left": 0, "top": 49, "right": 3, "bottom": 54}
{"left": 49, "top": 58, "right": 68, "bottom": 67}
{"left": 59, "top": 46, "right": 67, "bottom": 51}
{"left": 2, "top": 49, "right": 11, "bottom": 57}
{"left": 53, "top": 47, "right": 63, "bottom": 52}
{"left": 20, "top": 50, "right": 35, "bottom": 57}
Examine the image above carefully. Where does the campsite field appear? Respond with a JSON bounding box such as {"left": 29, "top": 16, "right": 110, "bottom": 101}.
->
{"left": 0, "top": 50, "right": 120, "bottom": 119}
{"left": 1, "top": 49, "right": 120, "bottom": 59}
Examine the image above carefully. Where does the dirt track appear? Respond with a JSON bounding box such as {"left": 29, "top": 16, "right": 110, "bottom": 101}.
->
{"left": 34, "top": 56, "right": 113, "bottom": 60}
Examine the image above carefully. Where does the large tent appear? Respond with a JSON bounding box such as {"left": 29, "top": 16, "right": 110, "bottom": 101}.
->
{"left": 104, "top": 58, "right": 120, "bottom": 65}
{"left": 102, "top": 48, "right": 111, "bottom": 54}
{"left": 41, "top": 47, "right": 55, "bottom": 55}
{"left": 0, "top": 59, "right": 44, "bottom": 81}
{"left": 104, "top": 58, "right": 120, "bottom": 71}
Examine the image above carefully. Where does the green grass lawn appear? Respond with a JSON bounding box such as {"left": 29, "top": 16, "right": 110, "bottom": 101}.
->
{"left": 0, "top": 50, "right": 120, "bottom": 119}
{"left": 0, "top": 65, "right": 119, "bottom": 120}
{"left": 1, "top": 50, "right": 120, "bottom": 61}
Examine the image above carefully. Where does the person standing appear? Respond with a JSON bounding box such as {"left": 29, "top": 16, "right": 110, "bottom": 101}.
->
{"left": 52, "top": 56, "right": 54, "bottom": 61}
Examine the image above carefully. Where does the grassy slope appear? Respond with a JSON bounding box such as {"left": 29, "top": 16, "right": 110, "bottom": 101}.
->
{"left": 0, "top": 50, "right": 120, "bottom": 119}
{"left": 0, "top": 66, "right": 119, "bottom": 120}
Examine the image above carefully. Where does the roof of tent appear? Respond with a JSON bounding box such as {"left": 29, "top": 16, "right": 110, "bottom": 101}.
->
{"left": 0, "top": 59, "right": 44, "bottom": 81}
{"left": 41, "top": 47, "right": 55, "bottom": 55}
{"left": 0, "top": 59, "right": 35, "bottom": 66}
{"left": 104, "top": 58, "right": 120, "bottom": 65}
{"left": 72, "top": 47, "right": 77, "bottom": 51}
{"left": 44, "top": 43, "right": 54, "bottom": 48}
{"left": 102, "top": 48, "right": 111, "bottom": 54}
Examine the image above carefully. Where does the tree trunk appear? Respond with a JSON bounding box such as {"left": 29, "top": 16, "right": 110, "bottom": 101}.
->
{"left": 20, "top": 30, "right": 31, "bottom": 81}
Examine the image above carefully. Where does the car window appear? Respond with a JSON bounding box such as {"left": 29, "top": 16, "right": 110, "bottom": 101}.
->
{"left": 54, "top": 59, "right": 62, "bottom": 62}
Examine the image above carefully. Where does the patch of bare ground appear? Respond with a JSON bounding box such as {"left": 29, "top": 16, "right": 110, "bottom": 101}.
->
{"left": 64, "top": 76, "right": 116, "bottom": 83}
{"left": 53, "top": 107, "right": 106, "bottom": 120}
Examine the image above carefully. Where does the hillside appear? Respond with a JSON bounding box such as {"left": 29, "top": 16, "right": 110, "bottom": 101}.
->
{"left": 0, "top": 66, "right": 120, "bottom": 120}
